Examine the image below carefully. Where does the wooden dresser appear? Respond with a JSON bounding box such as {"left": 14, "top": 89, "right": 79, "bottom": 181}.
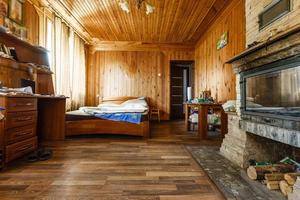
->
{"left": 0, "top": 96, "right": 38, "bottom": 165}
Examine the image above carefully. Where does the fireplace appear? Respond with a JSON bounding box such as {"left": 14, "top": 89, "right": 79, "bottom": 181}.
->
{"left": 220, "top": 28, "right": 300, "bottom": 168}
{"left": 241, "top": 56, "right": 300, "bottom": 120}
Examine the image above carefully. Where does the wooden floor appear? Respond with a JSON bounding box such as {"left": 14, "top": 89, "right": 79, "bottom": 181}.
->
{"left": 150, "top": 120, "right": 223, "bottom": 145}
{"left": 0, "top": 121, "right": 225, "bottom": 200}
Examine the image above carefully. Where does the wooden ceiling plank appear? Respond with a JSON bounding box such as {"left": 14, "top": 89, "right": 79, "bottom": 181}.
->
{"left": 176, "top": 0, "right": 205, "bottom": 42}
{"left": 48, "top": 0, "right": 232, "bottom": 44}
{"left": 189, "top": 0, "right": 229, "bottom": 42}
{"left": 181, "top": 0, "right": 216, "bottom": 42}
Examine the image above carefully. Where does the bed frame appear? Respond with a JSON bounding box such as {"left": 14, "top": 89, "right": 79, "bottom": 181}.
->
{"left": 65, "top": 96, "right": 150, "bottom": 138}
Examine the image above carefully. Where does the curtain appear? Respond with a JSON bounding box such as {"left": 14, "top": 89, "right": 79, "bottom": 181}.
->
{"left": 69, "top": 31, "right": 86, "bottom": 110}
{"left": 52, "top": 16, "right": 86, "bottom": 111}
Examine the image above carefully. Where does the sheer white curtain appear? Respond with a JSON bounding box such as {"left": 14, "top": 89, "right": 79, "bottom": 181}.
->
{"left": 69, "top": 31, "right": 86, "bottom": 110}
{"left": 52, "top": 16, "right": 86, "bottom": 111}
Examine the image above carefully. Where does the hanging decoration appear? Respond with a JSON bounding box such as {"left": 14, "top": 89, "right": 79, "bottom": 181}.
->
{"left": 118, "top": 0, "right": 155, "bottom": 15}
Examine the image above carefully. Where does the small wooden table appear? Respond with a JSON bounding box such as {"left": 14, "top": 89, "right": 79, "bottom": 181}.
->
{"left": 184, "top": 103, "right": 228, "bottom": 140}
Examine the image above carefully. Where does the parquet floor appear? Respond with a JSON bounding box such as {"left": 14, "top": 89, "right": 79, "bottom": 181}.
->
{"left": 150, "top": 120, "right": 223, "bottom": 145}
{"left": 0, "top": 140, "right": 225, "bottom": 200}
{"left": 0, "top": 121, "right": 224, "bottom": 199}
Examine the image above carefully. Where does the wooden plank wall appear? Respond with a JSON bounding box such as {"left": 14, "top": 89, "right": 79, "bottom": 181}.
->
{"left": 24, "top": 1, "right": 40, "bottom": 45}
{"left": 194, "top": 0, "right": 246, "bottom": 103}
{"left": 86, "top": 49, "right": 194, "bottom": 120}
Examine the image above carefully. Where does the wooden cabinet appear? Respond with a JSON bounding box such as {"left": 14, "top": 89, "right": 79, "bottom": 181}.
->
{"left": 0, "top": 96, "right": 38, "bottom": 165}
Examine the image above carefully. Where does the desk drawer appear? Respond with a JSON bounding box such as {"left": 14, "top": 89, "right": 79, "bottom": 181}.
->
{"left": 6, "top": 125, "right": 36, "bottom": 144}
{"left": 7, "top": 98, "right": 37, "bottom": 112}
{"left": 6, "top": 111, "right": 37, "bottom": 129}
{"left": 5, "top": 137, "right": 37, "bottom": 163}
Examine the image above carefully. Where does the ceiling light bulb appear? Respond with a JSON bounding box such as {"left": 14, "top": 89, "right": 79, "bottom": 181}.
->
{"left": 145, "top": 3, "right": 155, "bottom": 15}
{"left": 119, "top": 0, "right": 130, "bottom": 13}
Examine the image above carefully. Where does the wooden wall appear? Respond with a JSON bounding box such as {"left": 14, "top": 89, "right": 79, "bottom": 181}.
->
{"left": 86, "top": 49, "right": 194, "bottom": 120}
{"left": 24, "top": 1, "right": 40, "bottom": 45}
{"left": 194, "top": 0, "right": 246, "bottom": 102}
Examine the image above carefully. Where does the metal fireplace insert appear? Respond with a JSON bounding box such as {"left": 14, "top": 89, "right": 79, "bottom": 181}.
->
{"left": 240, "top": 56, "right": 300, "bottom": 121}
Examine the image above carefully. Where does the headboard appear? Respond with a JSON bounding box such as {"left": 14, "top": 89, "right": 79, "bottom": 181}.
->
{"left": 101, "top": 96, "right": 149, "bottom": 105}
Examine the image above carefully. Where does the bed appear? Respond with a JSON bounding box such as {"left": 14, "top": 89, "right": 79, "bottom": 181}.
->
{"left": 65, "top": 96, "right": 150, "bottom": 138}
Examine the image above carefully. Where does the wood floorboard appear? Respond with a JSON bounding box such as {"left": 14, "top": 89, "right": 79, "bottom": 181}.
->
{"left": 0, "top": 121, "right": 224, "bottom": 200}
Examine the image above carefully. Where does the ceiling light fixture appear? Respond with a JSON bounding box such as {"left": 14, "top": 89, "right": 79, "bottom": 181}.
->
{"left": 118, "top": 0, "right": 155, "bottom": 15}
{"left": 118, "top": 0, "right": 130, "bottom": 13}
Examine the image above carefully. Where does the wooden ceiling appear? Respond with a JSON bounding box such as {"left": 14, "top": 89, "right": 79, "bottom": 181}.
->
{"left": 55, "top": 0, "right": 230, "bottom": 44}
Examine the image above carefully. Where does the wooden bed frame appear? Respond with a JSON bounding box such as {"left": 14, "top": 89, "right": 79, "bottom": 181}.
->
{"left": 65, "top": 97, "right": 150, "bottom": 138}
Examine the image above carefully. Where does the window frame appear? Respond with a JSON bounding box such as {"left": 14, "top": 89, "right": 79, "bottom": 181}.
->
{"left": 258, "top": 0, "right": 291, "bottom": 30}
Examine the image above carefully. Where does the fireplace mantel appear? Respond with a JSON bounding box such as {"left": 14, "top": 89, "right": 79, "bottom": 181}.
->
{"left": 227, "top": 26, "right": 300, "bottom": 64}
{"left": 227, "top": 27, "right": 300, "bottom": 73}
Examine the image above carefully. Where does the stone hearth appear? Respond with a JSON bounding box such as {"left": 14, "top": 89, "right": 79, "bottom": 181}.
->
{"left": 220, "top": 28, "right": 300, "bottom": 168}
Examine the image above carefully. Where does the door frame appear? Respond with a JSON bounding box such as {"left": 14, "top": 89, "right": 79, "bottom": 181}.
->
{"left": 169, "top": 60, "right": 194, "bottom": 120}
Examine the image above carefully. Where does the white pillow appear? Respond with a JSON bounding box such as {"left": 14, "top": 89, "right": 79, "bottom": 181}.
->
{"left": 122, "top": 98, "right": 148, "bottom": 107}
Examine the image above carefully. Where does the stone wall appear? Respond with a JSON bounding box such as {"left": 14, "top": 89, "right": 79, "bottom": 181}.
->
{"left": 220, "top": 114, "right": 296, "bottom": 168}
{"left": 220, "top": 113, "right": 247, "bottom": 168}
{"left": 246, "top": 0, "right": 300, "bottom": 46}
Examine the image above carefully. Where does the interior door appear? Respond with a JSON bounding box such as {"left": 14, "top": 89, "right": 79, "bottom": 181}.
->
{"left": 170, "top": 62, "right": 192, "bottom": 119}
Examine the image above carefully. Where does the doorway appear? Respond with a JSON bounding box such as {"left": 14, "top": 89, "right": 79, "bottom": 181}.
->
{"left": 170, "top": 61, "right": 194, "bottom": 120}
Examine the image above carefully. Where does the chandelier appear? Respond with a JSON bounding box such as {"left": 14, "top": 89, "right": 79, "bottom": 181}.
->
{"left": 118, "top": 0, "right": 155, "bottom": 15}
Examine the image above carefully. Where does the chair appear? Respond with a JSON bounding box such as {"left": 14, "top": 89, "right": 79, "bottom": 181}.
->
{"left": 150, "top": 108, "right": 161, "bottom": 122}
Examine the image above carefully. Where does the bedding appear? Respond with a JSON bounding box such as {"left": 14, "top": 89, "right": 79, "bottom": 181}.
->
{"left": 94, "top": 113, "right": 142, "bottom": 124}
{"left": 71, "top": 97, "right": 149, "bottom": 124}
{"left": 66, "top": 110, "right": 149, "bottom": 121}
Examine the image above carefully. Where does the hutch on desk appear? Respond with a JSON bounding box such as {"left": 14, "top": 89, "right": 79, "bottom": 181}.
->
{"left": 0, "top": 31, "right": 66, "bottom": 168}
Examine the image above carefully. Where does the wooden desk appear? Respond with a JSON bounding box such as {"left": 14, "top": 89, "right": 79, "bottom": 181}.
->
{"left": 36, "top": 96, "right": 67, "bottom": 141}
{"left": 0, "top": 95, "right": 67, "bottom": 141}
{"left": 184, "top": 103, "right": 228, "bottom": 139}
{"left": 0, "top": 95, "right": 66, "bottom": 167}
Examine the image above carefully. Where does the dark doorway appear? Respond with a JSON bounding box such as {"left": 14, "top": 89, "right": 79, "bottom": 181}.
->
{"left": 170, "top": 61, "right": 194, "bottom": 119}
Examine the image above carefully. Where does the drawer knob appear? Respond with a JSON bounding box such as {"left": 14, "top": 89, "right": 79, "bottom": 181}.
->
{"left": 17, "top": 145, "right": 32, "bottom": 152}
{"left": 12, "top": 103, "right": 33, "bottom": 106}
{"left": 16, "top": 131, "right": 32, "bottom": 136}
{"left": 16, "top": 117, "right": 32, "bottom": 122}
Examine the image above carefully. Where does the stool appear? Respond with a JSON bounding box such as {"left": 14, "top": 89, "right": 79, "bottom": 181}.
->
{"left": 150, "top": 109, "right": 161, "bottom": 122}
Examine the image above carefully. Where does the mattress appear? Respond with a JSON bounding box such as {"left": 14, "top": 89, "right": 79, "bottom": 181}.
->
{"left": 66, "top": 110, "right": 149, "bottom": 121}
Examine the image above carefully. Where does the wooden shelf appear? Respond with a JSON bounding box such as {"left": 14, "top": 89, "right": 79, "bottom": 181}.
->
{"left": 0, "top": 31, "right": 49, "bottom": 66}
{"left": 0, "top": 31, "right": 48, "bottom": 54}
{"left": 0, "top": 57, "right": 52, "bottom": 74}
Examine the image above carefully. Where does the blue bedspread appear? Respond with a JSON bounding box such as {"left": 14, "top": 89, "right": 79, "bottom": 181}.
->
{"left": 94, "top": 113, "right": 142, "bottom": 124}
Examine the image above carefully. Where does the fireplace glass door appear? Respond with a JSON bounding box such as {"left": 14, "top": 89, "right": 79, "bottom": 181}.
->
{"left": 244, "top": 63, "right": 300, "bottom": 117}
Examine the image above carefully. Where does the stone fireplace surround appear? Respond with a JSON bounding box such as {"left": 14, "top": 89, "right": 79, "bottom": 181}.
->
{"left": 220, "top": 27, "right": 300, "bottom": 168}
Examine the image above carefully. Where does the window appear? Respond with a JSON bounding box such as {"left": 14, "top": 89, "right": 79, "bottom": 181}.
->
{"left": 46, "top": 18, "right": 53, "bottom": 67}
{"left": 259, "top": 0, "right": 291, "bottom": 30}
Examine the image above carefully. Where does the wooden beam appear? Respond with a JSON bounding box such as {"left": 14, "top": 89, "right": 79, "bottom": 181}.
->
{"left": 190, "top": 0, "right": 231, "bottom": 43}
{"left": 94, "top": 41, "right": 195, "bottom": 52}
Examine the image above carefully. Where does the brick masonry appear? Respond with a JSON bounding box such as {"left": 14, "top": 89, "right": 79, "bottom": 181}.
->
{"left": 246, "top": 0, "right": 300, "bottom": 46}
